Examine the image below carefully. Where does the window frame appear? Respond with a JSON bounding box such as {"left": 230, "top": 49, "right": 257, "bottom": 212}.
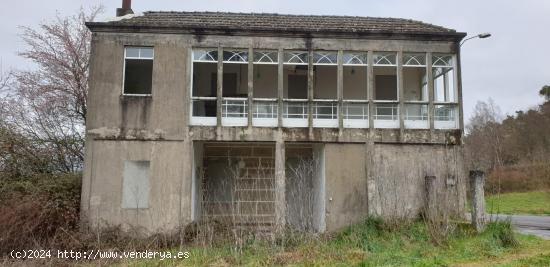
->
{"left": 122, "top": 46, "right": 154, "bottom": 96}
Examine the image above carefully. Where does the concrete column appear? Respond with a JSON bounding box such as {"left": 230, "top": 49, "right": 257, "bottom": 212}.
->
{"left": 308, "top": 50, "right": 314, "bottom": 136}
{"left": 469, "top": 170, "right": 486, "bottom": 232}
{"left": 426, "top": 52, "right": 434, "bottom": 132}
{"left": 274, "top": 138, "right": 286, "bottom": 231}
{"left": 337, "top": 50, "right": 344, "bottom": 133}
{"left": 277, "top": 48, "right": 284, "bottom": 128}
{"left": 397, "top": 51, "right": 405, "bottom": 139}
{"left": 425, "top": 175, "right": 437, "bottom": 219}
{"left": 367, "top": 51, "right": 374, "bottom": 131}
{"left": 216, "top": 46, "right": 223, "bottom": 130}
{"left": 247, "top": 47, "right": 254, "bottom": 128}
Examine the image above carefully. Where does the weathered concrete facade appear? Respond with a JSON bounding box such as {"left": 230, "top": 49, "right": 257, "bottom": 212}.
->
{"left": 82, "top": 12, "right": 467, "bottom": 234}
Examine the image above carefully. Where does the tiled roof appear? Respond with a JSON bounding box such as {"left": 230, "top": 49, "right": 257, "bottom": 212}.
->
{"left": 87, "top": 11, "right": 465, "bottom": 39}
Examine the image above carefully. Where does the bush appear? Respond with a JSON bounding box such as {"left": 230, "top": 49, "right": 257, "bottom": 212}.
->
{"left": 0, "top": 174, "right": 81, "bottom": 256}
{"left": 486, "top": 164, "right": 550, "bottom": 194}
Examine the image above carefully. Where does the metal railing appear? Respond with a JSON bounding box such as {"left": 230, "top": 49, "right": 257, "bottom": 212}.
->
{"left": 404, "top": 103, "right": 428, "bottom": 121}
{"left": 253, "top": 98, "right": 278, "bottom": 118}
{"left": 283, "top": 99, "right": 308, "bottom": 119}
{"left": 434, "top": 105, "right": 457, "bottom": 121}
{"left": 374, "top": 103, "right": 399, "bottom": 121}
{"left": 313, "top": 100, "right": 338, "bottom": 119}
{"left": 222, "top": 98, "right": 248, "bottom": 118}
{"left": 343, "top": 101, "right": 368, "bottom": 120}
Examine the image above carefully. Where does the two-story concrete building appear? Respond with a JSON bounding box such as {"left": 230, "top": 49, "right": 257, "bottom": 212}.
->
{"left": 82, "top": 2, "right": 467, "bottom": 234}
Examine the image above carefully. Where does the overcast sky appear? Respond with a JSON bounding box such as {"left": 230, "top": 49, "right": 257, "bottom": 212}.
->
{"left": 1, "top": 0, "right": 549, "bottom": 120}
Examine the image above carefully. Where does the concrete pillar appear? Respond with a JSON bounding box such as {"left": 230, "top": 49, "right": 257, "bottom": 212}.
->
{"left": 274, "top": 138, "right": 286, "bottom": 232}
{"left": 337, "top": 50, "right": 344, "bottom": 134}
{"left": 277, "top": 48, "right": 284, "bottom": 128}
{"left": 367, "top": 51, "right": 374, "bottom": 131}
{"left": 216, "top": 46, "right": 223, "bottom": 131}
{"left": 426, "top": 52, "right": 434, "bottom": 132}
{"left": 425, "top": 175, "right": 437, "bottom": 219}
{"left": 247, "top": 47, "right": 254, "bottom": 128}
{"left": 397, "top": 51, "right": 405, "bottom": 140}
{"left": 469, "top": 170, "right": 486, "bottom": 232}
{"left": 308, "top": 50, "right": 314, "bottom": 137}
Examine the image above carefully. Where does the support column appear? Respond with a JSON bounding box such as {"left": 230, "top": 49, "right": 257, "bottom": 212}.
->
{"left": 308, "top": 50, "right": 314, "bottom": 137}
{"left": 274, "top": 138, "right": 286, "bottom": 232}
{"left": 427, "top": 52, "right": 434, "bottom": 133}
{"left": 367, "top": 51, "right": 374, "bottom": 131}
{"left": 216, "top": 46, "right": 223, "bottom": 132}
{"left": 337, "top": 50, "right": 344, "bottom": 134}
{"left": 397, "top": 51, "right": 405, "bottom": 140}
{"left": 469, "top": 170, "right": 486, "bottom": 232}
{"left": 247, "top": 47, "right": 254, "bottom": 128}
{"left": 277, "top": 48, "right": 284, "bottom": 128}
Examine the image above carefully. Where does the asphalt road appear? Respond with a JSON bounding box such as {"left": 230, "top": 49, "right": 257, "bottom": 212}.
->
{"left": 490, "top": 214, "right": 550, "bottom": 240}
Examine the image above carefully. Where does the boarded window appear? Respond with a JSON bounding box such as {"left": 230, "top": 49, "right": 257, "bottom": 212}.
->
{"left": 122, "top": 161, "right": 150, "bottom": 209}
{"left": 124, "top": 47, "right": 154, "bottom": 95}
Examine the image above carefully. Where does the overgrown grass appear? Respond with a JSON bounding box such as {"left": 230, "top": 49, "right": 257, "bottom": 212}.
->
{"left": 486, "top": 191, "right": 550, "bottom": 215}
{"left": 117, "top": 218, "right": 550, "bottom": 267}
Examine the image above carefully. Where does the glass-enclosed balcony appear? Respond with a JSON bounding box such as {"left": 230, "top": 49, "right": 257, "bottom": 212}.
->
{"left": 189, "top": 49, "right": 461, "bottom": 130}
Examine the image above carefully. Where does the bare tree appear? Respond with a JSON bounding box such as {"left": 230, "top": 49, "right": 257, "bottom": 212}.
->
{"left": 1, "top": 7, "right": 102, "bottom": 174}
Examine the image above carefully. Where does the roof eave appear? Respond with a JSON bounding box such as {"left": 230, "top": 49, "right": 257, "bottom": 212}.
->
{"left": 85, "top": 22, "right": 467, "bottom": 42}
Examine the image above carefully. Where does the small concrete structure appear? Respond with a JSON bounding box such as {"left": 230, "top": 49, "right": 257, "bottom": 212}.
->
{"left": 470, "top": 170, "right": 487, "bottom": 232}
{"left": 81, "top": 6, "right": 468, "bottom": 234}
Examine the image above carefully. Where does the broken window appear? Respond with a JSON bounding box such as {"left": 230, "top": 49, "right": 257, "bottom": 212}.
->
{"left": 122, "top": 160, "right": 150, "bottom": 209}
{"left": 373, "top": 53, "right": 397, "bottom": 100}
{"left": 253, "top": 51, "right": 278, "bottom": 125}
{"left": 312, "top": 51, "right": 338, "bottom": 126}
{"left": 123, "top": 47, "right": 153, "bottom": 95}
{"left": 373, "top": 52, "right": 398, "bottom": 127}
{"left": 343, "top": 52, "right": 368, "bottom": 128}
{"left": 222, "top": 50, "right": 249, "bottom": 124}
{"left": 343, "top": 52, "right": 368, "bottom": 100}
{"left": 283, "top": 51, "right": 309, "bottom": 127}
{"left": 192, "top": 49, "right": 218, "bottom": 122}
{"left": 403, "top": 53, "right": 428, "bottom": 128}
{"left": 432, "top": 54, "right": 456, "bottom": 102}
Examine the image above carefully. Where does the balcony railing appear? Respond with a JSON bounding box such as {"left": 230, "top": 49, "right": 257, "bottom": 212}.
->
{"left": 222, "top": 98, "right": 248, "bottom": 126}
{"left": 434, "top": 104, "right": 458, "bottom": 129}
{"left": 190, "top": 98, "right": 458, "bottom": 130}
{"left": 191, "top": 97, "right": 217, "bottom": 126}
{"left": 404, "top": 103, "right": 429, "bottom": 129}
{"left": 252, "top": 98, "right": 278, "bottom": 127}
{"left": 343, "top": 101, "right": 368, "bottom": 128}
{"left": 373, "top": 102, "right": 399, "bottom": 128}
{"left": 283, "top": 99, "right": 308, "bottom": 127}
{"left": 313, "top": 100, "right": 338, "bottom": 128}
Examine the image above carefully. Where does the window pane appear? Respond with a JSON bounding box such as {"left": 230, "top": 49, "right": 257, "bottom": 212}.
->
{"left": 139, "top": 47, "right": 154, "bottom": 59}
{"left": 192, "top": 62, "right": 217, "bottom": 97}
{"left": 125, "top": 47, "right": 140, "bottom": 58}
{"left": 124, "top": 59, "right": 153, "bottom": 94}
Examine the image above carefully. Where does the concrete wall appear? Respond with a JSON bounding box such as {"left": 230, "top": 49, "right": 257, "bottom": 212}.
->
{"left": 367, "top": 143, "right": 466, "bottom": 219}
{"left": 82, "top": 140, "right": 192, "bottom": 233}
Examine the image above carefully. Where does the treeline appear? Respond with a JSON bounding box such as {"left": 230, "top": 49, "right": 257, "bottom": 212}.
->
{"left": 465, "top": 89, "right": 550, "bottom": 193}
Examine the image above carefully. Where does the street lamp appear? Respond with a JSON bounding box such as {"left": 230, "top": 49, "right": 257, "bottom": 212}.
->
{"left": 460, "top": 33, "right": 491, "bottom": 46}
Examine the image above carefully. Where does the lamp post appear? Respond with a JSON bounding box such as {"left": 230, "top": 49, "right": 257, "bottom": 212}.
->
{"left": 460, "top": 33, "right": 491, "bottom": 46}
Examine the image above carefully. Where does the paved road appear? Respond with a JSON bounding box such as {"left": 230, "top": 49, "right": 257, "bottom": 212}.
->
{"left": 490, "top": 214, "right": 550, "bottom": 240}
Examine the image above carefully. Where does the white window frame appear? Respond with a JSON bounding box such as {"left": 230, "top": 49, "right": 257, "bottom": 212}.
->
{"left": 122, "top": 46, "right": 154, "bottom": 96}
